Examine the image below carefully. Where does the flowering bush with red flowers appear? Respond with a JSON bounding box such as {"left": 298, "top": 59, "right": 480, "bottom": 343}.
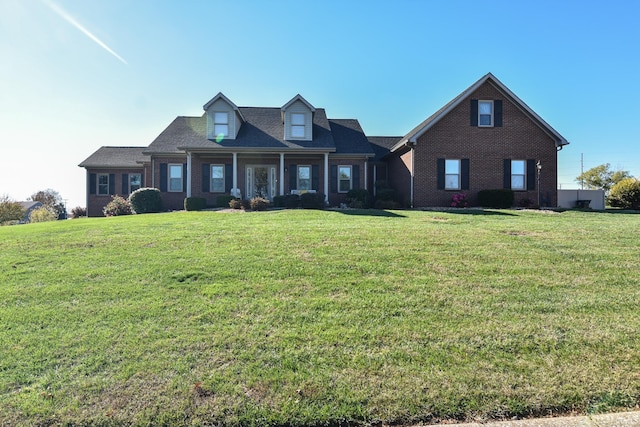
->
{"left": 451, "top": 193, "right": 468, "bottom": 208}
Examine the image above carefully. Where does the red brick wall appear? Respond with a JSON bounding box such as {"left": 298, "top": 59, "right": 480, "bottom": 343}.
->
{"left": 85, "top": 168, "right": 146, "bottom": 217}
{"left": 407, "top": 81, "right": 559, "bottom": 208}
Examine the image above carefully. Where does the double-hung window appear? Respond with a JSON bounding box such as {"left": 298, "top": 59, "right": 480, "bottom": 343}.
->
{"left": 338, "top": 165, "right": 352, "bottom": 193}
{"left": 445, "top": 159, "right": 461, "bottom": 190}
{"left": 97, "top": 174, "right": 109, "bottom": 195}
{"left": 211, "top": 165, "right": 225, "bottom": 193}
{"left": 168, "top": 164, "right": 183, "bottom": 192}
{"left": 291, "top": 113, "right": 305, "bottom": 138}
{"left": 214, "top": 112, "right": 229, "bottom": 138}
{"left": 478, "top": 100, "right": 493, "bottom": 127}
{"left": 129, "top": 174, "right": 142, "bottom": 193}
{"left": 511, "top": 160, "right": 526, "bottom": 190}
{"left": 297, "top": 165, "right": 311, "bottom": 191}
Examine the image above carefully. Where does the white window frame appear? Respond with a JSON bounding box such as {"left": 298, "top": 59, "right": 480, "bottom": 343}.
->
{"left": 97, "top": 173, "right": 109, "bottom": 195}
{"left": 291, "top": 113, "right": 305, "bottom": 138}
{"left": 129, "top": 173, "right": 142, "bottom": 194}
{"left": 297, "top": 165, "right": 311, "bottom": 191}
{"left": 168, "top": 164, "right": 183, "bottom": 192}
{"left": 213, "top": 112, "right": 229, "bottom": 138}
{"left": 478, "top": 100, "right": 494, "bottom": 127}
{"left": 445, "top": 159, "right": 461, "bottom": 190}
{"left": 338, "top": 165, "right": 352, "bottom": 193}
{"left": 211, "top": 165, "right": 225, "bottom": 193}
{"left": 511, "top": 160, "right": 526, "bottom": 190}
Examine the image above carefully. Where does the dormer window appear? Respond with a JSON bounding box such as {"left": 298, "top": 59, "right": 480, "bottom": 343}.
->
{"left": 214, "top": 112, "right": 229, "bottom": 138}
{"left": 478, "top": 100, "right": 493, "bottom": 127}
{"left": 291, "top": 113, "right": 305, "bottom": 138}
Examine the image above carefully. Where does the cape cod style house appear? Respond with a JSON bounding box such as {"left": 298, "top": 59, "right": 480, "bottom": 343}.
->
{"left": 79, "top": 73, "right": 569, "bottom": 216}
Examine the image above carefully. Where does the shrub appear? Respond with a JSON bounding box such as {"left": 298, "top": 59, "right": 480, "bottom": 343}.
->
{"left": 518, "top": 198, "right": 534, "bottom": 208}
{"left": 300, "top": 192, "right": 325, "bottom": 209}
{"left": 374, "top": 199, "right": 400, "bottom": 209}
{"left": 229, "top": 199, "right": 244, "bottom": 210}
{"left": 71, "top": 206, "right": 87, "bottom": 218}
{"left": 103, "top": 195, "right": 132, "bottom": 217}
{"left": 451, "top": 193, "right": 468, "bottom": 208}
{"left": 216, "top": 195, "right": 235, "bottom": 208}
{"left": 284, "top": 194, "right": 301, "bottom": 208}
{"left": 376, "top": 188, "right": 396, "bottom": 201}
{"left": 272, "top": 195, "right": 285, "bottom": 208}
{"left": 250, "top": 197, "right": 270, "bottom": 211}
{"left": 478, "top": 189, "right": 514, "bottom": 208}
{"left": 0, "top": 195, "right": 25, "bottom": 224}
{"left": 29, "top": 206, "right": 58, "bottom": 223}
{"left": 129, "top": 188, "right": 163, "bottom": 214}
{"left": 184, "top": 197, "right": 207, "bottom": 211}
{"left": 346, "top": 189, "right": 371, "bottom": 208}
{"left": 608, "top": 178, "right": 640, "bottom": 209}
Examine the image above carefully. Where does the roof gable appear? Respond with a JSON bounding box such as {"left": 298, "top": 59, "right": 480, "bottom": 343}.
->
{"left": 203, "top": 92, "right": 245, "bottom": 121}
{"left": 392, "top": 73, "right": 569, "bottom": 152}
{"left": 281, "top": 94, "right": 316, "bottom": 113}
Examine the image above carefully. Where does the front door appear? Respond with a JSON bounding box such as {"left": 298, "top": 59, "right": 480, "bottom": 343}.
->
{"left": 246, "top": 165, "right": 277, "bottom": 200}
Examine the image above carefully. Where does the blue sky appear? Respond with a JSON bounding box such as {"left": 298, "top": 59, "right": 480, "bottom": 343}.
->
{"left": 1, "top": 0, "right": 638, "bottom": 209}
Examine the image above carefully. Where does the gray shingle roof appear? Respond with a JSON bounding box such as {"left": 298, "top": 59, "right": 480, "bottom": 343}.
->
{"left": 78, "top": 147, "right": 149, "bottom": 168}
{"left": 368, "top": 136, "right": 403, "bottom": 161}
{"left": 328, "top": 119, "right": 375, "bottom": 155}
{"left": 146, "top": 107, "right": 337, "bottom": 153}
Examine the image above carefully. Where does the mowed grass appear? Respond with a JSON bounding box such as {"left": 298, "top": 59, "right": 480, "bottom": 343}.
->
{"left": 1, "top": 209, "right": 640, "bottom": 426}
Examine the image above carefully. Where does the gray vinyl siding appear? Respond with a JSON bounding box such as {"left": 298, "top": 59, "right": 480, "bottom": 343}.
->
{"left": 205, "top": 98, "right": 237, "bottom": 140}
{"left": 284, "top": 100, "right": 313, "bottom": 141}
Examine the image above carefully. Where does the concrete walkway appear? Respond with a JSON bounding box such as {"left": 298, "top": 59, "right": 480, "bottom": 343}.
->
{"left": 440, "top": 411, "right": 640, "bottom": 426}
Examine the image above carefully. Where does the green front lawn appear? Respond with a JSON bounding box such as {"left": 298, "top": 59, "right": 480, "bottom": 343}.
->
{"left": 1, "top": 209, "right": 639, "bottom": 426}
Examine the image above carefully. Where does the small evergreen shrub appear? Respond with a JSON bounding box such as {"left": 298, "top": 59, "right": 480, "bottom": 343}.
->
{"left": 250, "top": 197, "right": 270, "bottom": 211}
{"left": 374, "top": 199, "right": 400, "bottom": 209}
{"left": 29, "top": 206, "right": 57, "bottom": 223}
{"left": 478, "top": 189, "right": 514, "bottom": 208}
{"left": 608, "top": 178, "right": 640, "bottom": 209}
{"left": 184, "top": 197, "right": 207, "bottom": 211}
{"left": 216, "top": 195, "right": 235, "bottom": 208}
{"left": 346, "top": 189, "right": 371, "bottom": 208}
{"left": 129, "top": 188, "right": 163, "bottom": 214}
{"left": 103, "top": 195, "right": 132, "bottom": 217}
{"left": 376, "top": 188, "right": 396, "bottom": 201}
{"left": 272, "top": 195, "right": 285, "bottom": 208}
{"left": 284, "top": 194, "right": 301, "bottom": 208}
{"left": 71, "top": 206, "right": 87, "bottom": 218}
{"left": 300, "top": 192, "right": 325, "bottom": 209}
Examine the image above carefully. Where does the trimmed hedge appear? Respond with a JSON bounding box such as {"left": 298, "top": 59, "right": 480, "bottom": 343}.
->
{"left": 478, "top": 189, "right": 514, "bottom": 208}
{"left": 346, "top": 189, "right": 371, "bottom": 208}
{"left": 216, "top": 195, "right": 235, "bottom": 208}
{"left": 129, "top": 188, "right": 163, "bottom": 214}
{"left": 184, "top": 197, "right": 207, "bottom": 211}
{"left": 300, "top": 192, "right": 325, "bottom": 209}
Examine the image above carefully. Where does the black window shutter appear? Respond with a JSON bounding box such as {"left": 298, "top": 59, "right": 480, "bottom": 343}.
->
{"left": 122, "top": 174, "right": 129, "bottom": 194}
{"left": 89, "top": 173, "right": 96, "bottom": 195}
{"left": 330, "top": 165, "right": 338, "bottom": 193}
{"left": 160, "top": 163, "right": 168, "bottom": 192}
{"left": 311, "top": 165, "right": 319, "bottom": 190}
{"left": 289, "top": 164, "right": 297, "bottom": 192}
{"left": 108, "top": 174, "right": 115, "bottom": 195}
{"left": 182, "top": 163, "right": 187, "bottom": 192}
{"left": 352, "top": 165, "right": 360, "bottom": 189}
{"left": 470, "top": 99, "right": 478, "bottom": 126}
{"left": 494, "top": 100, "right": 503, "bottom": 127}
{"left": 527, "top": 159, "right": 536, "bottom": 190}
{"left": 437, "top": 158, "right": 445, "bottom": 190}
{"left": 202, "top": 163, "right": 210, "bottom": 192}
{"left": 503, "top": 159, "right": 511, "bottom": 189}
{"left": 225, "top": 164, "right": 233, "bottom": 193}
{"left": 461, "top": 159, "right": 470, "bottom": 190}
{"left": 140, "top": 173, "right": 144, "bottom": 187}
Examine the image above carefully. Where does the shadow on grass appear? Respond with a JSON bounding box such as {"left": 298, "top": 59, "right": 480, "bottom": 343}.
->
{"left": 422, "top": 208, "right": 518, "bottom": 216}
{"left": 330, "top": 208, "right": 407, "bottom": 218}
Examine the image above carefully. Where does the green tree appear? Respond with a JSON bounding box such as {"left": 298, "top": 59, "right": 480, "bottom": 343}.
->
{"left": 29, "top": 206, "right": 58, "bottom": 223}
{"left": 28, "top": 188, "right": 66, "bottom": 219}
{"left": 0, "top": 195, "right": 25, "bottom": 224}
{"left": 608, "top": 178, "right": 640, "bottom": 210}
{"left": 576, "top": 163, "right": 632, "bottom": 194}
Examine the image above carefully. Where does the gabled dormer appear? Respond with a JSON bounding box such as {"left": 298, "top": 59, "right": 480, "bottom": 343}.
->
{"left": 281, "top": 94, "right": 315, "bottom": 141}
{"left": 203, "top": 93, "right": 245, "bottom": 141}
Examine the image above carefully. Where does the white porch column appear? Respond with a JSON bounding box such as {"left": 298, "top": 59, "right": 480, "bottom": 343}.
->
{"left": 232, "top": 152, "right": 238, "bottom": 194}
{"left": 186, "top": 152, "right": 192, "bottom": 197}
{"left": 280, "top": 153, "right": 285, "bottom": 196}
{"left": 373, "top": 164, "right": 377, "bottom": 197}
{"left": 364, "top": 160, "right": 368, "bottom": 191}
{"left": 324, "top": 153, "right": 329, "bottom": 202}
{"left": 410, "top": 146, "right": 415, "bottom": 208}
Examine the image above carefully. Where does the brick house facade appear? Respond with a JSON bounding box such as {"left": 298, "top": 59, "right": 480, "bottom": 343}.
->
{"left": 80, "top": 73, "right": 568, "bottom": 216}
